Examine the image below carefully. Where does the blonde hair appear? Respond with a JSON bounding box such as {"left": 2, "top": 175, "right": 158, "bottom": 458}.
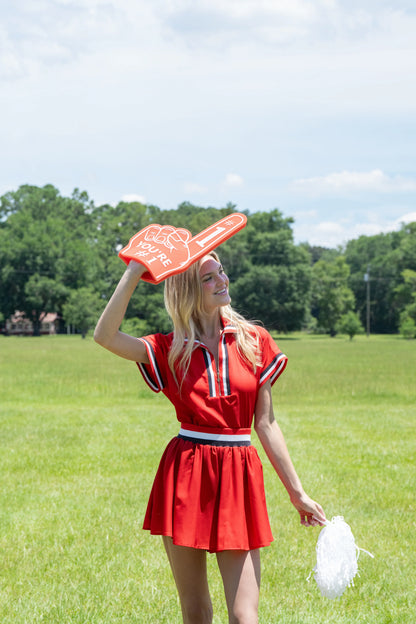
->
{"left": 164, "top": 251, "right": 261, "bottom": 382}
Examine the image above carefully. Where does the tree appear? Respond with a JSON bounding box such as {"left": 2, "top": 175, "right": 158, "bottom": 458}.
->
{"left": 344, "top": 224, "right": 416, "bottom": 334}
{"left": 397, "top": 222, "right": 416, "bottom": 271}
{"left": 0, "top": 185, "right": 99, "bottom": 333}
{"left": 311, "top": 256, "right": 355, "bottom": 336}
{"left": 63, "top": 288, "right": 103, "bottom": 338}
{"left": 125, "top": 280, "right": 172, "bottom": 335}
{"left": 4, "top": 182, "right": 414, "bottom": 338}
{"left": 393, "top": 269, "right": 416, "bottom": 318}
{"left": 337, "top": 311, "right": 364, "bottom": 340}
{"left": 232, "top": 263, "right": 311, "bottom": 331}
{"left": 392, "top": 269, "right": 416, "bottom": 342}
{"left": 228, "top": 210, "right": 312, "bottom": 331}
{"left": 298, "top": 243, "right": 341, "bottom": 265}
{"left": 399, "top": 314, "right": 416, "bottom": 339}
{"left": 25, "top": 274, "right": 68, "bottom": 336}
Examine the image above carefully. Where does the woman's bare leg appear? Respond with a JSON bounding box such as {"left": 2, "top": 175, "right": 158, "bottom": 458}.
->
{"left": 163, "top": 536, "right": 213, "bottom": 624}
{"left": 216, "top": 549, "right": 261, "bottom": 624}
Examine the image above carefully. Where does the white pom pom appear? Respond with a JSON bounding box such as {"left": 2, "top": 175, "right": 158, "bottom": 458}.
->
{"left": 311, "top": 516, "right": 373, "bottom": 599}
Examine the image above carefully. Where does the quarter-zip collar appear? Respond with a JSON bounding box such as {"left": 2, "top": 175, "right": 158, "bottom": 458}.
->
{"left": 192, "top": 319, "right": 237, "bottom": 397}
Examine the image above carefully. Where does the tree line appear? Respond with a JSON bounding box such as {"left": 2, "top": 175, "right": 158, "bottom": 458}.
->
{"left": 1, "top": 184, "right": 415, "bottom": 338}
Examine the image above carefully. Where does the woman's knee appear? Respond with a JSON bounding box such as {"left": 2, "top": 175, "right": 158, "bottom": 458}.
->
{"left": 229, "top": 604, "right": 258, "bottom": 624}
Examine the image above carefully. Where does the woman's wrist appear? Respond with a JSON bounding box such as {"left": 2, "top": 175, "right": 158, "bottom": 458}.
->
{"left": 126, "top": 260, "right": 147, "bottom": 278}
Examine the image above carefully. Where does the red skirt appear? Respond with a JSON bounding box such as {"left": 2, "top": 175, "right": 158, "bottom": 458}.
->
{"left": 143, "top": 435, "right": 274, "bottom": 552}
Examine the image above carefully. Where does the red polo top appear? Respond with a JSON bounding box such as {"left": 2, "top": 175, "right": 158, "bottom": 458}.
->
{"left": 138, "top": 323, "right": 287, "bottom": 430}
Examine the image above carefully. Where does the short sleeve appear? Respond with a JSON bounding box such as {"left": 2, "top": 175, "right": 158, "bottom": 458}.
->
{"left": 136, "top": 333, "right": 171, "bottom": 393}
{"left": 257, "top": 327, "right": 288, "bottom": 387}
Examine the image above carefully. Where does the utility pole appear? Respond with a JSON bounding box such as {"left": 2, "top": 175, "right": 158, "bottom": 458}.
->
{"left": 364, "top": 265, "right": 370, "bottom": 337}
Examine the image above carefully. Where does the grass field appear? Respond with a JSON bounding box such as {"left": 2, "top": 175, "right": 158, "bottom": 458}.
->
{"left": 0, "top": 333, "right": 415, "bottom": 623}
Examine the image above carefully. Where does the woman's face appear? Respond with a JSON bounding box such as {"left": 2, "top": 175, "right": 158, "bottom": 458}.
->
{"left": 199, "top": 255, "right": 230, "bottom": 313}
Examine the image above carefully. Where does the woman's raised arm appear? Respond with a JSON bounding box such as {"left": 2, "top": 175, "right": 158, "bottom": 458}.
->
{"left": 94, "top": 261, "right": 150, "bottom": 363}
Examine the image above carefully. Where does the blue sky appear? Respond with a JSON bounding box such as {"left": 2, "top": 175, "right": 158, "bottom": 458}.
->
{"left": 1, "top": 0, "right": 415, "bottom": 247}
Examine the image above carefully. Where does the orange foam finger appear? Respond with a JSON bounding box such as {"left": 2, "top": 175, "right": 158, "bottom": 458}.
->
{"left": 118, "top": 213, "right": 247, "bottom": 284}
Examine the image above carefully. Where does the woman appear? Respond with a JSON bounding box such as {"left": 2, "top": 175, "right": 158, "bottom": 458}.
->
{"left": 94, "top": 251, "right": 326, "bottom": 624}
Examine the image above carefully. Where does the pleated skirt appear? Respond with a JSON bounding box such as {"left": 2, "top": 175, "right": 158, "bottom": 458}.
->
{"left": 143, "top": 436, "right": 274, "bottom": 553}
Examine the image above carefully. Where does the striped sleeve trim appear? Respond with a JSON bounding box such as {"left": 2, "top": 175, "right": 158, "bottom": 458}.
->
{"left": 136, "top": 338, "right": 165, "bottom": 393}
{"left": 259, "top": 352, "right": 288, "bottom": 387}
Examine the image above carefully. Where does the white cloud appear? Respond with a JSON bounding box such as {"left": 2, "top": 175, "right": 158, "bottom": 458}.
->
{"left": 294, "top": 210, "right": 416, "bottom": 248}
{"left": 294, "top": 220, "right": 345, "bottom": 247}
{"left": 160, "top": 0, "right": 416, "bottom": 53}
{"left": 0, "top": 0, "right": 150, "bottom": 79}
{"left": 291, "top": 170, "right": 416, "bottom": 196}
{"left": 162, "top": 0, "right": 322, "bottom": 42}
{"left": 121, "top": 193, "right": 146, "bottom": 203}
{"left": 2, "top": 2, "right": 416, "bottom": 119}
{"left": 391, "top": 211, "right": 416, "bottom": 230}
{"left": 222, "top": 173, "right": 244, "bottom": 188}
{"left": 294, "top": 219, "right": 383, "bottom": 247}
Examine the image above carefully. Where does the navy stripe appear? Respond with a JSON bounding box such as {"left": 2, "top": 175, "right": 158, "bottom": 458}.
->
{"left": 138, "top": 362, "right": 160, "bottom": 391}
{"left": 270, "top": 357, "right": 287, "bottom": 383}
{"left": 202, "top": 349, "right": 216, "bottom": 397}
{"left": 260, "top": 353, "right": 286, "bottom": 384}
{"left": 140, "top": 339, "right": 164, "bottom": 390}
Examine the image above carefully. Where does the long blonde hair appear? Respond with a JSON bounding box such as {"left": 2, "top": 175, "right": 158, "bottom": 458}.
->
{"left": 164, "top": 251, "right": 261, "bottom": 382}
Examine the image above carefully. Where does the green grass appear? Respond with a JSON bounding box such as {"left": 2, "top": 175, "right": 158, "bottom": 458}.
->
{"left": 0, "top": 333, "right": 415, "bottom": 623}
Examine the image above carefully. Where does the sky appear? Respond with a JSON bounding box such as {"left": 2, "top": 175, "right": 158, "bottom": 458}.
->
{"left": 1, "top": 0, "right": 416, "bottom": 248}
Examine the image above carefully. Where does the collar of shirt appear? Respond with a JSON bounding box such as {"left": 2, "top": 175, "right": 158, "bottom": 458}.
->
{"left": 187, "top": 317, "right": 237, "bottom": 349}
{"left": 221, "top": 317, "right": 238, "bottom": 334}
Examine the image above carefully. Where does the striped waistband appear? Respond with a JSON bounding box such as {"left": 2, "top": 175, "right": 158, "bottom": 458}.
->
{"left": 178, "top": 425, "right": 251, "bottom": 446}
{"left": 178, "top": 426, "right": 251, "bottom": 447}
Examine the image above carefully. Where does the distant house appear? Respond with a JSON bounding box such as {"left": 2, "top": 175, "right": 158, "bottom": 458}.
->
{"left": 5, "top": 311, "right": 59, "bottom": 336}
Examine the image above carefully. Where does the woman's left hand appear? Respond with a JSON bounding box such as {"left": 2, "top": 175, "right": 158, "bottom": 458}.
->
{"left": 291, "top": 492, "right": 326, "bottom": 527}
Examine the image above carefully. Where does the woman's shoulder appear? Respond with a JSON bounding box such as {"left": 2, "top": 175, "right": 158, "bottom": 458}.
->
{"left": 245, "top": 322, "right": 270, "bottom": 341}
{"left": 248, "top": 324, "right": 282, "bottom": 352}
{"left": 140, "top": 331, "right": 174, "bottom": 349}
